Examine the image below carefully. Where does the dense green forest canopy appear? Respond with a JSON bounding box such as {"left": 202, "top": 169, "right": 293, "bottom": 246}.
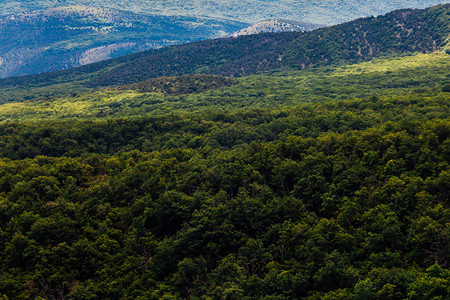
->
{"left": 0, "top": 52, "right": 448, "bottom": 298}
{"left": 0, "top": 109, "right": 448, "bottom": 299}
{"left": 0, "top": 4, "right": 449, "bottom": 299}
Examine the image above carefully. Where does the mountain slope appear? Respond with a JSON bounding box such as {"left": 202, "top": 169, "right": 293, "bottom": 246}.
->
{"left": 1, "top": 3, "right": 447, "bottom": 102}
{"left": 0, "top": 6, "right": 248, "bottom": 78}
{"left": 0, "top": 51, "right": 448, "bottom": 122}
{"left": 230, "top": 19, "right": 322, "bottom": 37}
{"left": 85, "top": 4, "right": 450, "bottom": 86}
{"left": 0, "top": 0, "right": 445, "bottom": 25}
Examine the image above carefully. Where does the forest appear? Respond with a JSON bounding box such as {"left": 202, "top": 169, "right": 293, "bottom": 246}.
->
{"left": 0, "top": 4, "right": 449, "bottom": 299}
{"left": 0, "top": 106, "right": 448, "bottom": 299}
{"left": 0, "top": 52, "right": 448, "bottom": 298}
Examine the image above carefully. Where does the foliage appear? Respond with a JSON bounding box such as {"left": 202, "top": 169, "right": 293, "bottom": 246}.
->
{"left": 0, "top": 5, "right": 448, "bottom": 298}
{"left": 0, "top": 51, "right": 448, "bottom": 115}
{"left": 120, "top": 74, "right": 238, "bottom": 95}
{"left": 0, "top": 116, "right": 448, "bottom": 298}
{"left": 0, "top": 6, "right": 248, "bottom": 78}
{"left": 0, "top": 4, "right": 448, "bottom": 102}
{"left": 0, "top": 90, "right": 448, "bottom": 159}
{"left": 0, "top": 53, "right": 448, "bottom": 297}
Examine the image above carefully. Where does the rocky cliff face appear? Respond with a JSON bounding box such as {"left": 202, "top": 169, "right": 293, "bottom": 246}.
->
{"left": 230, "top": 19, "right": 322, "bottom": 37}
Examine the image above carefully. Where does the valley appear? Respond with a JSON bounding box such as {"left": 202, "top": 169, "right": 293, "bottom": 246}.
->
{"left": 0, "top": 4, "right": 448, "bottom": 299}
{"left": 1, "top": 4, "right": 448, "bottom": 102}
{"left": 0, "top": 6, "right": 248, "bottom": 78}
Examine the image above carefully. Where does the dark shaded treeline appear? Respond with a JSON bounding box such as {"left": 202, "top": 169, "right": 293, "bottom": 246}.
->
{"left": 0, "top": 92, "right": 448, "bottom": 159}
{"left": 120, "top": 74, "right": 238, "bottom": 95}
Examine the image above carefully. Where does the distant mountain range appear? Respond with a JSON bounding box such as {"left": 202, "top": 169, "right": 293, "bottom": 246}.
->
{"left": 230, "top": 20, "right": 322, "bottom": 38}
{"left": 0, "top": 6, "right": 323, "bottom": 79}
{"left": 1, "top": 4, "right": 448, "bottom": 103}
{"left": 0, "top": 1, "right": 445, "bottom": 78}
{"left": 0, "top": 6, "right": 248, "bottom": 78}
{"left": 88, "top": 4, "right": 448, "bottom": 86}
{"left": 0, "top": 0, "right": 445, "bottom": 25}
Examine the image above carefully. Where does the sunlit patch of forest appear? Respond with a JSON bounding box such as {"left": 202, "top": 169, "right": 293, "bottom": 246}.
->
{"left": 0, "top": 52, "right": 448, "bottom": 122}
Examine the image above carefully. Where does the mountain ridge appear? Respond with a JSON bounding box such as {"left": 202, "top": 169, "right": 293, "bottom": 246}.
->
{"left": 0, "top": 4, "right": 448, "bottom": 103}
{"left": 230, "top": 19, "right": 322, "bottom": 37}
{"left": 0, "top": 0, "right": 445, "bottom": 25}
{"left": 89, "top": 4, "right": 450, "bottom": 85}
{"left": 0, "top": 6, "right": 248, "bottom": 78}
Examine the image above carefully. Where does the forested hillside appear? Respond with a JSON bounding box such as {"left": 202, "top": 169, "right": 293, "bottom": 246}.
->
{"left": 0, "top": 4, "right": 448, "bottom": 102}
{"left": 0, "top": 6, "right": 247, "bottom": 78}
{"left": 0, "top": 4, "right": 449, "bottom": 299}
{"left": 0, "top": 51, "right": 449, "bottom": 299}
{"left": 0, "top": 52, "right": 448, "bottom": 122}
{"left": 85, "top": 4, "right": 450, "bottom": 86}
{"left": 230, "top": 19, "right": 322, "bottom": 37}
{"left": 0, "top": 0, "right": 444, "bottom": 25}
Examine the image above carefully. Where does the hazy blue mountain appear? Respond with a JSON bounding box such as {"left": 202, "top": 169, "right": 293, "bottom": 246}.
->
{"left": 0, "top": 6, "right": 248, "bottom": 78}
{"left": 0, "top": 0, "right": 445, "bottom": 25}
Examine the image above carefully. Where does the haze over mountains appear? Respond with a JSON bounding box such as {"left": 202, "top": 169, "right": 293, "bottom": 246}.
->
{"left": 0, "top": 6, "right": 248, "bottom": 78}
{"left": 0, "top": 0, "right": 446, "bottom": 78}
{"left": 0, "top": 0, "right": 446, "bottom": 25}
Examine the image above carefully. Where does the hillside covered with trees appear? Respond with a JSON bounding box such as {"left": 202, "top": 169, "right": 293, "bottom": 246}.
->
{"left": 0, "top": 0, "right": 444, "bottom": 25}
{"left": 0, "top": 4, "right": 449, "bottom": 103}
{"left": 0, "top": 6, "right": 248, "bottom": 78}
{"left": 0, "top": 4, "right": 449, "bottom": 299}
